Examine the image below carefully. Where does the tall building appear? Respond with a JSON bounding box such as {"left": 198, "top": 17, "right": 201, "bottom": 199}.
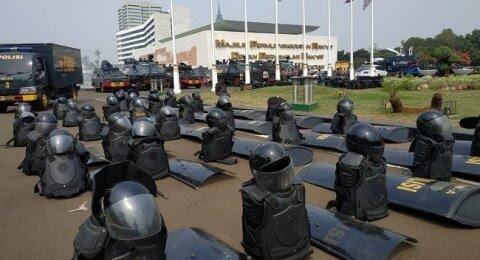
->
{"left": 117, "top": 1, "right": 164, "bottom": 31}
{"left": 117, "top": 6, "right": 191, "bottom": 62}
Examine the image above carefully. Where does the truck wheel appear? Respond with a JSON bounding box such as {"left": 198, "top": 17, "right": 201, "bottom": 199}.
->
{"left": 34, "top": 92, "right": 49, "bottom": 111}
{"left": 0, "top": 104, "right": 8, "bottom": 113}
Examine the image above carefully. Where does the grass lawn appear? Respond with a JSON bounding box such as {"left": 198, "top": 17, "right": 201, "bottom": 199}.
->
{"left": 199, "top": 86, "right": 480, "bottom": 128}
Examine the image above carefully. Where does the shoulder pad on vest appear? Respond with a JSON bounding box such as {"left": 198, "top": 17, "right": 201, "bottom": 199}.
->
{"left": 340, "top": 152, "right": 365, "bottom": 167}
{"left": 73, "top": 216, "right": 108, "bottom": 257}
{"left": 243, "top": 183, "right": 269, "bottom": 201}
{"left": 27, "top": 130, "right": 41, "bottom": 141}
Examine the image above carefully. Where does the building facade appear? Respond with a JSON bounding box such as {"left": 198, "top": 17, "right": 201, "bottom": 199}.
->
{"left": 116, "top": 6, "right": 191, "bottom": 62}
{"left": 131, "top": 20, "right": 338, "bottom": 70}
{"left": 117, "top": 1, "right": 163, "bottom": 31}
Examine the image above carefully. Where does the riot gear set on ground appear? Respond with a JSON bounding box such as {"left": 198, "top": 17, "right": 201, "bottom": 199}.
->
{"left": 127, "top": 90, "right": 140, "bottom": 108}
{"left": 409, "top": 110, "right": 454, "bottom": 181}
{"left": 197, "top": 109, "right": 236, "bottom": 164}
{"left": 102, "top": 113, "right": 132, "bottom": 162}
{"left": 215, "top": 95, "right": 235, "bottom": 130}
{"left": 272, "top": 102, "right": 303, "bottom": 144}
{"left": 331, "top": 99, "right": 358, "bottom": 135}
{"left": 129, "top": 121, "right": 169, "bottom": 180}
{"left": 102, "top": 95, "right": 121, "bottom": 121}
{"left": 63, "top": 99, "right": 80, "bottom": 127}
{"left": 148, "top": 92, "right": 163, "bottom": 116}
{"left": 114, "top": 90, "right": 129, "bottom": 111}
{"left": 73, "top": 164, "right": 167, "bottom": 260}
{"left": 53, "top": 97, "right": 68, "bottom": 120}
{"left": 192, "top": 91, "right": 204, "bottom": 112}
{"left": 241, "top": 142, "right": 312, "bottom": 259}
{"left": 9, "top": 111, "right": 36, "bottom": 147}
{"left": 265, "top": 96, "right": 287, "bottom": 122}
{"left": 164, "top": 90, "right": 177, "bottom": 108}
{"left": 178, "top": 95, "right": 195, "bottom": 124}
{"left": 334, "top": 123, "right": 388, "bottom": 221}
{"left": 155, "top": 106, "right": 180, "bottom": 141}
{"left": 15, "top": 103, "right": 32, "bottom": 119}
{"left": 130, "top": 98, "right": 149, "bottom": 123}
{"left": 78, "top": 104, "right": 104, "bottom": 142}
{"left": 35, "top": 129, "right": 90, "bottom": 198}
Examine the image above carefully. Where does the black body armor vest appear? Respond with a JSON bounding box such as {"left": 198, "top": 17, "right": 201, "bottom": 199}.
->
{"left": 102, "top": 130, "right": 131, "bottom": 163}
{"left": 241, "top": 178, "right": 312, "bottom": 260}
{"left": 12, "top": 118, "right": 35, "bottom": 147}
{"left": 130, "top": 107, "right": 149, "bottom": 123}
{"left": 73, "top": 215, "right": 168, "bottom": 260}
{"left": 54, "top": 103, "right": 69, "bottom": 121}
{"left": 272, "top": 116, "right": 303, "bottom": 145}
{"left": 156, "top": 117, "right": 180, "bottom": 141}
{"left": 331, "top": 112, "right": 358, "bottom": 135}
{"left": 471, "top": 125, "right": 480, "bottom": 157}
{"left": 118, "top": 99, "right": 129, "bottom": 111}
{"left": 334, "top": 152, "right": 388, "bottom": 221}
{"left": 18, "top": 131, "right": 47, "bottom": 176}
{"left": 78, "top": 116, "right": 104, "bottom": 141}
{"left": 148, "top": 102, "right": 163, "bottom": 116}
{"left": 128, "top": 137, "right": 169, "bottom": 180}
{"left": 192, "top": 98, "right": 204, "bottom": 112}
{"left": 179, "top": 104, "right": 195, "bottom": 124}
{"left": 218, "top": 108, "right": 235, "bottom": 130}
{"left": 63, "top": 110, "right": 79, "bottom": 127}
{"left": 164, "top": 97, "right": 177, "bottom": 108}
{"left": 102, "top": 105, "right": 121, "bottom": 122}
{"left": 409, "top": 135, "right": 453, "bottom": 181}
{"left": 199, "top": 127, "right": 234, "bottom": 163}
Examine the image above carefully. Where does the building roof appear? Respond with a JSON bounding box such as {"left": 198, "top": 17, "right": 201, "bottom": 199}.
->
{"left": 159, "top": 20, "right": 319, "bottom": 43}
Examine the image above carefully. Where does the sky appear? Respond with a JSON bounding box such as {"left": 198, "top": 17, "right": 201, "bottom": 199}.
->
{"left": 2, "top": 0, "right": 479, "bottom": 62}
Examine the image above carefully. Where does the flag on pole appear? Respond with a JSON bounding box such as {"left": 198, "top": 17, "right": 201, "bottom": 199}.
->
{"left": 363, "top": 0, "right": 372, "bottom": 10}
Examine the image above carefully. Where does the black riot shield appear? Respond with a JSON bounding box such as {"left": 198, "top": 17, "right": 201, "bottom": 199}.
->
{"left": 166, "top": 228, "right": 246, "bottom": 259}
{"left": 168, "top": 159, "right": 225, "bottom": 189}
{"left": 180, "top": 125, "right": 313, "bottom": 167}
{"left": 312, "top": 124, "right": 414, "bottom": 143}
{"left": 383, "top": 148, "right": 480, "bottom": 180}
{"left": 307, "top": 204, "right": 416, "bottom": 260}
{"left": 299, "top": 163, "right": 480, "bottom": 227}
{"left": 232, "top": 109, "right": 266, "bottom": 120}
{"left": 459, "top": 117, "right": 479, "bottom": 129}
{"left": 296, "top": 116, "right": 323, "bottom": 129}
{"left": 454, "top": 140, "right": 474, "bottom": 156}
{"left": 234, "top": 119, "right": 272, "bottom": 135}
{"left": 302, "top": 132, "right": 348, "bottom": 152}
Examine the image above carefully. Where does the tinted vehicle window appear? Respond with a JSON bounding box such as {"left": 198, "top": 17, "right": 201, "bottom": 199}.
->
{"left": 0, "top": 53, "right": 32, "bottom": 75}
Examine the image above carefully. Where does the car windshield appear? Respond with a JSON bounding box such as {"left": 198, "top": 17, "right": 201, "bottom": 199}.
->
{"left": 0, "top": 52, "right": 33, "bottom": 76}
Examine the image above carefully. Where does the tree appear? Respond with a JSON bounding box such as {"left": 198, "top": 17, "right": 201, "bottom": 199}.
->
{"left": 82, "top": 55, "right": 95, "bottom": 70}
{"left": 431, "top": 46, "right": 461, "bottom": 77}
{"left": 434, "top": 28, "right": 457, "bottom": 49}
{"left": 94, "top": 49, "right": 101, "bottom": 67}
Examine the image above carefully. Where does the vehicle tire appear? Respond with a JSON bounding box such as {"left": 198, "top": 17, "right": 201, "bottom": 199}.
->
{"left": 34, "top": 91, "right": 49, "bottom": 111}
{"left": 0, "top": 104, "right": 8, "bottom": 113}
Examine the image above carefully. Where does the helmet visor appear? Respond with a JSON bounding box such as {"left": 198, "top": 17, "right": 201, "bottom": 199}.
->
{"left": 113, "top": 116, "right": 132, "bottom": 133}
{"left": 104, "top": 194, "right": 162, "bottom": 240}
{"left": 47, "top": 134, "right": 74, "bottom": 155}
{"left": 429, "top": 116, "right": 453, "bottom": 140}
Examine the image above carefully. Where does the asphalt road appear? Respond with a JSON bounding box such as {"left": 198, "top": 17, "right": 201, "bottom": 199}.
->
{"left": 0, "top": 90, "right": 478, "bottom": 259}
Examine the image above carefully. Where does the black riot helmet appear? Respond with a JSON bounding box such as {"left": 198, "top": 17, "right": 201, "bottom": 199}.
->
{"left": 57, "top": 97, "right": 67, "bottom": 104}
{"left": 132, "top": 120, "right": 156, "bottom": 138}
{"left": 337, "top": 99, "right": 354, "bottom": 114}
{"left": 192, "top": 91, "right": 201, "bottom": 100}
{"left": 206, "top": 108, "right": 227, "bottom": 129}
{"left": 249, "top": 142, "right": 294, "bottom": 193}
{"left": 148, "top": 92, "right": 160, "bottom": 102}
{"left": 128, "top": 90, "right": 139, "bottom": 101}
{"left": 416, "top": 110, "right": 453, "bottom": 141}
{"left": 133, "top": 98, "right": 149, "bottom": 109}
{"left": 160, "top": 106, "right": 175, "bottom": 117}
{"left": 346, "top": 123, "right": 385, "bottom": 163}
{"left": 80, "top": 103, "right": 96, "bottom": 119}
{"left": 114, "top": 89, "right": 127, "bottom": 100}
{"left": 35, "top": 113, "right": 58, "bottom": 137}
{"left": 216, "top": 95, "right": 232, "bottom": 110}
{"left": 15, "top": 103, "right": 32, "bottom": 118}
{"left": 46, "top": 129, "right": 75, "bottom": 155}
{"left": 19, "top": 111, "right": 36, "bottom": 122}
{"left": 108, "top": 112, "right": 132, "bottom": 133}
{"left": 67, "top": 99, "right": 78, "bottom": 111}
{"left": 106, "top": 95, "right": 118, "bottom": 106}
{"left": 179, "top": 95, "right": 193, "bottom": 105}
{"left": 277, "top": 102, "right": 295, "bottom": 121}
{"left": 101, "top": 180, "right": 163, "bottom": 240}
{"left": 166, "top": 89, "right": 175, "bottom": 98}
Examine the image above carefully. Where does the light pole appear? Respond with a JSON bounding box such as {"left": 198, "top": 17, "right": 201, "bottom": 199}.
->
{"left": 369, "top": 0, "right": 375, "bottom": 75}
{"left": 209, "top": 0, "right": 217, "bottom": 92}
{"left": 302, "top": 0, "right": 308, "bottom": 77}
{"left": 170, "top": 0, "right": 180, "bottom": 94}
{"left": 327, "top": 0, "right": 333, "bottom": 77}
{"left": 244, "top": 0, "right": 251, "bottom": 85}
{"left": 274, "top": 0, "right": 280, "bottom": 81}
{"left": 349, "top": 0, "right": 355, "bottom": 80}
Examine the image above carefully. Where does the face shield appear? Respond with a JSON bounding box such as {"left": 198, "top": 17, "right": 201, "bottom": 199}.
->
{"left": 112, "top": 116, "right": 133, "bottom": 133}
{"left": 428, "top": 116, "right": 454, "bottom": 141}
{"left": 47, "top": 134, "right": 75, "bottom": 155}
{"left": 103, "top": 193, "right": 162, "bottom": 240}
{"left": 253, "top": 155, "right": 294, "bottom": 193}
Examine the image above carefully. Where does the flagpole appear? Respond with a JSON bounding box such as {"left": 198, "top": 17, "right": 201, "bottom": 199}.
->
{"left": 302, "top": 0, "right": 308, "bottom": 77}
{"left": 370, "top": 0, "right": 375, "bottom": 74}
{"left": 327, "top": 0, "right": 332, "bottom": 77}
{"left": 349, "top": 0, "right": 355, "bottom": 81}
{"left": 209, "top": 0, "right": 217, "bottom": 92}
{"left": 170, "top": 0, "right": 180, "bottom": 94}
{"left": 244, "top": 0, "right": 251, "bottom": 85}
{"left": 275, "top": 0, "right": 281, "bottom": 81}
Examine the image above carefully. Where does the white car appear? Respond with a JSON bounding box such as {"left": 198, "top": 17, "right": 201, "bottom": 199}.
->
{"left": 356, "top": 65, "right": 388, "bottom": 77}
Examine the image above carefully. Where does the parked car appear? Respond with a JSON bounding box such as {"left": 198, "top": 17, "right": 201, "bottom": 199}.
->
{"left": 92, "top": 60, "right": 130, "bottom": 93}
{"left": 355, "top": 64, "right": 388, "bottom": 77}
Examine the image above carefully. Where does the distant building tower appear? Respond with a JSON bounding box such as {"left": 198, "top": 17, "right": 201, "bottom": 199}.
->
{"left": 117, "top": 1, "right": 164, "bottom": 31}
{"left": 216, "top": 1, "right": 223, "bottom": 21}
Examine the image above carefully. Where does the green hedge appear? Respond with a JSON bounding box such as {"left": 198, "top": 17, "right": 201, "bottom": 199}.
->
{"left": 382, "top": 75, "right": 480, "bottom": 92}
